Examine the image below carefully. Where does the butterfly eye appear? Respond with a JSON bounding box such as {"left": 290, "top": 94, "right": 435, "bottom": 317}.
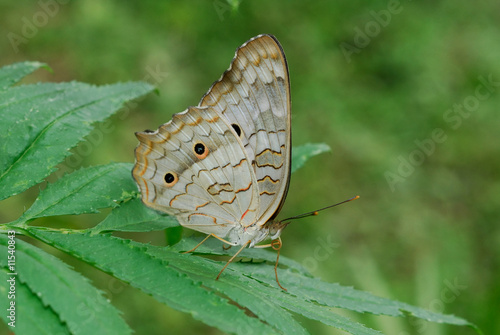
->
{"left": 231, "top": 124, "right": 243, "bottom": 137}
{"left": 193, "top": 141, "right": 209, "bottom": 159}
{"left": 164, "top": 172, "right": 178, "bottom": 186}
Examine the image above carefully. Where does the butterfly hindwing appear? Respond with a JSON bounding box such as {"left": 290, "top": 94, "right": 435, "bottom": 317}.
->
{"left": 133, "top": 106, "right": 260, "bottom": 236}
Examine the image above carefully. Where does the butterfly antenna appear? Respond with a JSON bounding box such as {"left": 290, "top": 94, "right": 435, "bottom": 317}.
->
{"left": 281, "top": 195, "right": 360, "bottom": 222}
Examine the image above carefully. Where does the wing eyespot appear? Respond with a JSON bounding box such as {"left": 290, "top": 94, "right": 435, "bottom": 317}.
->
{"left": 193, "top": 141, "right": 209, "bottom": 159}
{"left": 231, "top": 123, "right": 243, "bottom": 138}
{"left": 164, "top": 172, "right": 178, "bottom": 187}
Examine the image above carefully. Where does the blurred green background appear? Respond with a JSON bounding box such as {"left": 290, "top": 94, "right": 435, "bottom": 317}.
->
{"left": 1, "top": 0, "right": 498, "bottom": 334}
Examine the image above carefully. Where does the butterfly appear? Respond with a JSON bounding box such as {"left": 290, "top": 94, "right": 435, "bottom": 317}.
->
{"left": 133, "top": 34, "right": 356, "bottom": 290}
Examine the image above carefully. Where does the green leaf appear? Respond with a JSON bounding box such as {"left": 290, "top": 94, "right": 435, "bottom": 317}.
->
{"left": 230, "top": 262, "right": 474, "bottom": 328}
{"left": 0, "top": 61, "right": 48, "bottom": 90}
{"left": 146, "top": 243, "right": 381, "bottom": 335}
{"left": 147, "top": 243, "right": 310, "bottom": 335}
{"left": 90, "top": 196, "right": 179, "bottom": 234}
{"left": 156, "top": 240, "right": 475, "bottom": 334}
{"left": 27, "top": 228, "right": 278, "bottom": 334}
{"left": 0, "top": 73, "right": 154, "bottom": 200}
{"left": 16, "top": 163, "right": 136, "bottom": 224}
{"left": 0, "top": 234, "right": 131, "bottom": 335}
{"left": 291, "top": 143, "right": 331, "bottom": 173}
{"left": 0, "top": 267, "right": 70, "bottom": 335}
{"left": 27, "top": 227, "right": 475, "bottom": 335}
{"left": 165, "top": 225, "right": 183, "bottom": 246}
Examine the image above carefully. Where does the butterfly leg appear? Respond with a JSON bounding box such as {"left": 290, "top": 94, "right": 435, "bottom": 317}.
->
{"left": 182, "top": 234, "right": 215, "bottom": 254}
{"left": 271, "top": 237, "right": 287, "bottom": 291}
{"left": 252, "top": 238, "right": 287, "bottom": 291}
{"left": 216, "top": 240, "right": 251, "bottom": 280}
{"left": 183, "top": 233, "right": 237, "bottom": 254}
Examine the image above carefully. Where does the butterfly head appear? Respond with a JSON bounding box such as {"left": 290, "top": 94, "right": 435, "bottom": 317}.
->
{"left": 262, "top": 219, "right": 290, "bottom": 241}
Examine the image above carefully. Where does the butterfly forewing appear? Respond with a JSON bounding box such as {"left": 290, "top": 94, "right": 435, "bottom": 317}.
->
{"left": 199, "top": 34, "right": 291, "bottom": 224}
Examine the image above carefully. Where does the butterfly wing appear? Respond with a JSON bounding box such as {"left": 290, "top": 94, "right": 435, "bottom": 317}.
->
{"left": 199, "top": 34, "right": 291, "bottom": 224}
{"left": 133, "top": 106, "right": 261, "bottom": 238}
